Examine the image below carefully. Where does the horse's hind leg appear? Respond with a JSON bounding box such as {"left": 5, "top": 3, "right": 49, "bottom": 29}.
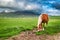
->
{"left": 43, "top": 23, "right": 45, "bottom": 27}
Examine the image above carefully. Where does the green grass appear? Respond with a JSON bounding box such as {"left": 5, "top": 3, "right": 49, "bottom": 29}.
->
{"left": 0, "top": 16, "right": 60, "bottom": 38}
{"left": 0, "top": 17, "right": 37, "bottom": 38}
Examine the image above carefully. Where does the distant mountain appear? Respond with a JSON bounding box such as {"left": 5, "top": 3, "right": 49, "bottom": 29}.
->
{"left": 14, "top": 10, "right": 40, "bottom": 15}
{"left": 0, "top": 10, "right": 40, "bottom": 15}
{"left": 0, "top": 10, "right": 40, "bottom": 17}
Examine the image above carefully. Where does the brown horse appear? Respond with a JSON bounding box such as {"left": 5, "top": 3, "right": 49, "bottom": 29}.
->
{"left": 37, "top": 13, "right": 49, "bottom": 31}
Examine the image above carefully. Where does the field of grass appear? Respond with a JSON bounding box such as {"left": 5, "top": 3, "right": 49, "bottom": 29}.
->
{"left": 0, "top": 16, "right": 60, "bottom": 38}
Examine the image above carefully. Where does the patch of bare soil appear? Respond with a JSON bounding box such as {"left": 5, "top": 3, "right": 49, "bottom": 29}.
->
{"left": 4, "top": 28, "right": 60, "bottom": 40}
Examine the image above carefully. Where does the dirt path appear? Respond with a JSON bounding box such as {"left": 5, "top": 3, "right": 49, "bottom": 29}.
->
{"left": 5, "top": 28, "right": 60, "bottom": 40}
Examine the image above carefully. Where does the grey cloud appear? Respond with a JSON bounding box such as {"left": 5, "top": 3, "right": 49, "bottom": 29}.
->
{"left": 52, "top": 2, "right": 60, "bottom": 10}
{"left": 0, "top": 0, "right": 41, "bottom": 11}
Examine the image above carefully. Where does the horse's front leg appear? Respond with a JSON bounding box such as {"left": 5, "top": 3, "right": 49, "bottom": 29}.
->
{"left": 37, "top": 23, "right": 44, "bottom": 31}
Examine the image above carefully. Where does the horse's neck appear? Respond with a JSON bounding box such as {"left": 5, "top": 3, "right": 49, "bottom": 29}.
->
{"left": 37, "top": 15, "right": 42, "bottom": 26}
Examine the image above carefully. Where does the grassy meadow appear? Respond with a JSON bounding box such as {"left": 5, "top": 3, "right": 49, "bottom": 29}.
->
{"left": 0, "top": 16, "right": 60, "bottom": 38}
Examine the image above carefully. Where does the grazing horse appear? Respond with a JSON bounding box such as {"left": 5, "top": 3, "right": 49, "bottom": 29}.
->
{"left": 37, "top": 13, "right": 49, "bottom": 31}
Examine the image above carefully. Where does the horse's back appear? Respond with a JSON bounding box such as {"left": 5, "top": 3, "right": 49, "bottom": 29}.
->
{"left": 42, "top": 14, "right": 49, "bottom": 23}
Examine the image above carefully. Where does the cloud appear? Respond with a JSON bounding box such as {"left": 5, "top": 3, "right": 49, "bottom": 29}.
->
{"left": 0, "top": 0, "right": 20, "bottom": 10}
{"left": 42, "top": 5, "right": 60, "bottom": 16}
{"left": 41, "top": 0, "right": 60, "bottom": 16}
{"left": 4, "top": 9, "right": 15, "bottom": 13}
{"left": 0, "top": 0, "right": 15, "bottom": 6}
{"left": 0, "top": 0, "right": 41, "bottom": 10}
{"left": 25, "top": 4, "right": 40, "bottom": 10}
{"left": 48, "top": 1, "right": 56, "bottom": 4}
{"left": 0, "top": 0, "right": 60, "bottom": 16}
{"left": 52, "top": 2, "right": 60, "bottom": 10}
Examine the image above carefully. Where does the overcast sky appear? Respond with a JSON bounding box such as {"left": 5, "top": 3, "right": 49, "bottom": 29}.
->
{"left": 0, "top": 0, "right": 60, "bottom": 16}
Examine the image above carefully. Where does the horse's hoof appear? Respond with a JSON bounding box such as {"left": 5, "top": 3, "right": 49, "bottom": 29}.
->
{"left": 42, "top": 28, "right": 44, "bottom": 31}
{"left": 37, "top": 28, "right": 44, "bottom": 31}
